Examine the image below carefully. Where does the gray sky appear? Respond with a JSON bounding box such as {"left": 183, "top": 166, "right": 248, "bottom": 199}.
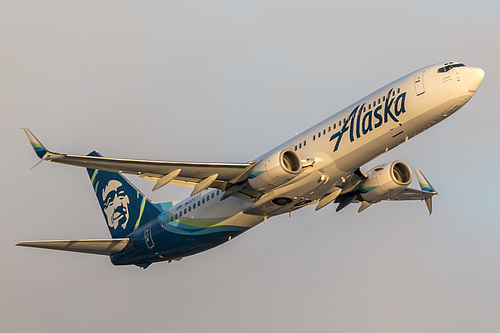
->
{"left": 1, "top": 1, "right": 499, "bottom": 332}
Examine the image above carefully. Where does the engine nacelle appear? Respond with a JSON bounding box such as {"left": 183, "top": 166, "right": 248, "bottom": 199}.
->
{"left": 359, "top": 161, "right": 413, "bottom": 203}
{"left": 248, "top": 150, "right": 302, "bottom": 192}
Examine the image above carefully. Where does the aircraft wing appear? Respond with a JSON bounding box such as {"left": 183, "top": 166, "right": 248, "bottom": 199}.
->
{"left": 23, "top": 128, "right": 255, "bottom": 195}
{"left": 384, "top": 188, "right": 435, "bottom": 201}
{"left": 332, "top": 168, "right": 438, "bottom": 214}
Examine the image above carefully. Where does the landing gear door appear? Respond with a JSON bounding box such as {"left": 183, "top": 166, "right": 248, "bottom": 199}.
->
{"left": 144, "top": 224, "right": 155, "bottom": 249}
{"left": 415, "top": 70, "right": 425, "bottom": 96}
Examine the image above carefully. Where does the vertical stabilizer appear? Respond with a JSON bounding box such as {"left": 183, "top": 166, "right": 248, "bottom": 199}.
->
{"left": 86, "top": 151, "right": 161, "bottom": 238}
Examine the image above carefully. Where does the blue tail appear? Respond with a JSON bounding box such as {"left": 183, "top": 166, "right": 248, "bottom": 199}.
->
{"left": 86, "top": 151, "right": 161, "bottom": 239}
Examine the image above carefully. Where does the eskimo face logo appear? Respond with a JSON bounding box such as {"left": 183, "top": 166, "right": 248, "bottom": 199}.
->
{"left": 330, "top": 89, "right": 407, "bottom": 152}
{"left": 101, "top": 180, "right": 130, "bottom": 230}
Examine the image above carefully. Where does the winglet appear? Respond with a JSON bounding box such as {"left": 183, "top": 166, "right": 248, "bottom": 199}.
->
{"left": 414, "top": 169, "right": 437, "bottom": 193}
{"left": 22, "top": 128, "right": 49, "bottom": 159}
{"left": 415, "top": 169, "right": 437, "bottom": 215}
{"left": 425, "top": 197, "right": 433, "bottom": 215}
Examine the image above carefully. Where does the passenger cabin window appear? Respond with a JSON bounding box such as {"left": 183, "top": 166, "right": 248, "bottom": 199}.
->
{"left": 299, "top": 143, "right": 302, "bottom": 148}
{"left": 318, "top": 132, "right": 321, "bottom": 138}
{"left": 328, "top": 126, "right": 331, "bottom": 132}
{"left": 323, "top": 129, "right": 326, "bottom": 135}
{"left": 294, "top": 145, "right": 297, "bottom": 151}
{"left": 211, "top": 193, "right": 215, "bottom": 198}
{"left": 303, "top": 140, "right": 306, "bottom": 146}
{"left": 313, "top": 135, "right": 316, "bottom": 141}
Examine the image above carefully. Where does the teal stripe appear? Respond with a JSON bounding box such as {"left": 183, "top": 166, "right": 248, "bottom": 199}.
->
{"left": 162, "top": 223, "right": 248, "bottom": 236}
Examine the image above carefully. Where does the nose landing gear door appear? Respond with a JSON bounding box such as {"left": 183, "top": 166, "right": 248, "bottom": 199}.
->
{"left": 415, "top": 70, "right": 425, "bottom": 96}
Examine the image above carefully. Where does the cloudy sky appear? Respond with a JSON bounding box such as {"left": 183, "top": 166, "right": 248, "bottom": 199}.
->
{"left": 1, "top": 1, "right": 499, "bottom": 332}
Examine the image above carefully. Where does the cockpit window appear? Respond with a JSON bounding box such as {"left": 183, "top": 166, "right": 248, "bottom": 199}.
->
{"left": 437, "top": 63, "right": 465, "bottom": 73}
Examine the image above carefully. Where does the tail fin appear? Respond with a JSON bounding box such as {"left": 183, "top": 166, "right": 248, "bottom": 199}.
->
{"left": 86, "top": 151, "right": 161, "bottom": 238}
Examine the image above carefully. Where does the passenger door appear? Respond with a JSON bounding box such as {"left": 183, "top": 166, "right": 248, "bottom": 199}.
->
{"left": 414, "top": 70, "right": 425, "bottom": 96}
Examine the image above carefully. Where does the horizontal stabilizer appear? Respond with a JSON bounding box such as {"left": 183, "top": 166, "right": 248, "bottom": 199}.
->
{"left": 16, "top": 238, "right": 130, "bottom": 256}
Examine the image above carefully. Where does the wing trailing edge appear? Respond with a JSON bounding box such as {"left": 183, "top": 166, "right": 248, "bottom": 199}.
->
{"left": 22, "top": 128, "right": 255, "bottom": 192}
{"left": 16, "top": 239, "right": 130, "bottom": 256}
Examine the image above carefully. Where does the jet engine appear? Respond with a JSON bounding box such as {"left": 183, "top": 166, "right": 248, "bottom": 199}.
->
{"left": 248, "top": 149, "right": 302, "bottom": 192}
{"left": 359, "top": 161, "right": 413, "bottom": 203}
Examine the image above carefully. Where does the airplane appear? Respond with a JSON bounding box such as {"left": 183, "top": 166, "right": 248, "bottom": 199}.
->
{"left": 18, "top": 61, "right": 484, "bottom": 268}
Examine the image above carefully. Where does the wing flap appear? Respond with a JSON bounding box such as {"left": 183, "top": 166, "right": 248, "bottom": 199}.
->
{"left": 16, "top": 239, "right": 130, "bottom": 256}
{"left": 48, "top": 154, "right": 250, "bottom": 179}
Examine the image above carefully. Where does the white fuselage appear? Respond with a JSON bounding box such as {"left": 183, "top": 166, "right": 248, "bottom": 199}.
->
{"left": 166, "top": 63, "right": 484, "bottom": 230}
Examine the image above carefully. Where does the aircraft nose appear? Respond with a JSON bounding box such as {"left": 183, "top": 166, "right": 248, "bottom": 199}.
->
{"left": 466, "top": 67, "right": 485, "bottom": 92}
